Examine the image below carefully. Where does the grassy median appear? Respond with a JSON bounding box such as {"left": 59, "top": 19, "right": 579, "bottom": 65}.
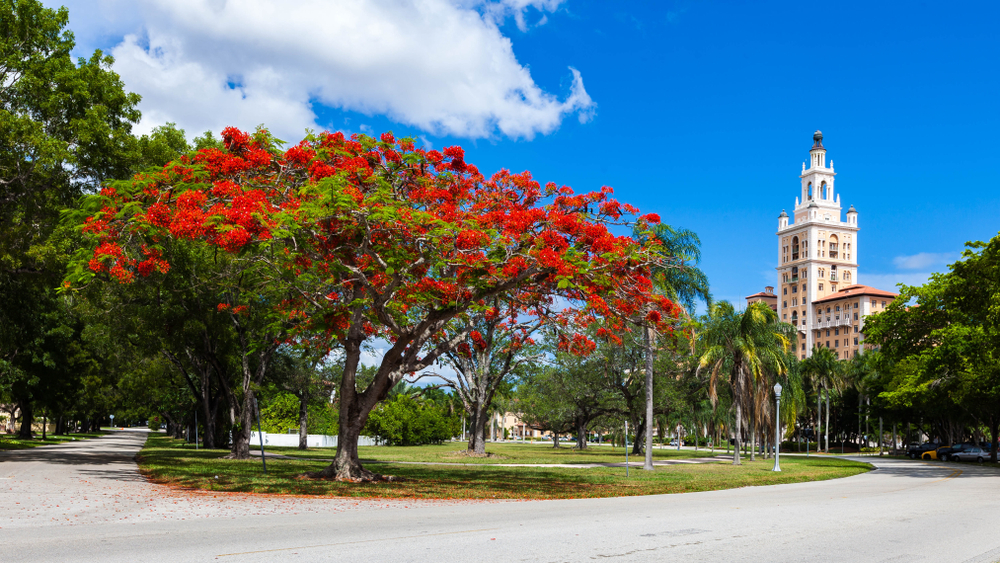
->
{"left": 0, "top": 431, "right": 108, "bottom": 450}
{"left": 137, "top": 435, "right": 871, "bottom": 499}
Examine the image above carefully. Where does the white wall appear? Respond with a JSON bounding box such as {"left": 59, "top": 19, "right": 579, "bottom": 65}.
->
{"left": 249, "top": 432, "right": 377, "bottom": 448}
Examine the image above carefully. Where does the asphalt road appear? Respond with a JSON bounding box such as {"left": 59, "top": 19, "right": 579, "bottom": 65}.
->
{"left": 3, "top": 430, "right": 999, "bottom": 563}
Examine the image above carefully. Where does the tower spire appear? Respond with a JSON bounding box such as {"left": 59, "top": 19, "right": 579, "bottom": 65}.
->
{"left": 809, "top": 130, "right": 827, "bottom": 169}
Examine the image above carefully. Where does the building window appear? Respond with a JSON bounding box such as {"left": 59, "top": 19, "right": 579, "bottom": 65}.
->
{"left": 854, "top": 312, "right": 859, "bottom": 320}
{"left": 802, "top": 284, "right": 806, "bottom": 292}
{"left": 882, "top": 301, "right": 887, "bottom": 308}
{"left": 783, "top": 313, "right": 787, "bottom": 319}
{"left": 783, "top": 301, "right": 787, "bottom": 308}
{"left": 826, "top": 341, "right": 830, "bottom": 348}
{"left": 835, "top": 340, "right": 839, "bottom": 348}
{"left": 834, "top": 328, "right": 839, "bottom": 336}
{"left": 854, "top": 325, "right": 859, "bottom": 333}
{"left": 783, "top": 288, "right": 787, "bottom": 295}
{"left": 792, "top": 285, "right": 798, "bottom": 293}
{"left": 854, "top": 337, "right": 859, "bottom": 345}
{"left": 826, "top": 330, "right": 830, "bottom": 337}
{"left": 801, "top": 343, "right": 806, "bottom": 351}
{"left": 819, "top": 284, "right": 824, "bottom": 291}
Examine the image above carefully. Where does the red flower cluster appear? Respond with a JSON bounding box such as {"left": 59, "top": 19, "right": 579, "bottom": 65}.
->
{"left": 76, "top": 126, "right": 679, "bottom": 353}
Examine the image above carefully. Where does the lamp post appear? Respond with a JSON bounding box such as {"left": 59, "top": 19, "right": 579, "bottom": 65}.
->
{"left": 772, "top": 382, "right": 783, "bottom": 472}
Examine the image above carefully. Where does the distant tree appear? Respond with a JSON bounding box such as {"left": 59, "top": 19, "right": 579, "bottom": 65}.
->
{"left": 438, "top": 298, "right": 543, "bottom": 454}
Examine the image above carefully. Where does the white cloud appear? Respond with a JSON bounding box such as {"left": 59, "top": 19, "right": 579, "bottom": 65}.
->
{"left": 53, "top": 0, "right": 592, "bottom": 141}
{"left": 892, "top": 252, "right": 956, "bottom": 270}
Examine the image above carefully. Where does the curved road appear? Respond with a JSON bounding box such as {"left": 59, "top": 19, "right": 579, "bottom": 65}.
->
{"left": 2, "top": 430, "right": 999, "bottom": 562}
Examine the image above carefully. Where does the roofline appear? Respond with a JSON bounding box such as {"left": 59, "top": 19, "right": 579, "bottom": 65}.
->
{"left": 812, "top": 285, "right": 898, "bottom": 304}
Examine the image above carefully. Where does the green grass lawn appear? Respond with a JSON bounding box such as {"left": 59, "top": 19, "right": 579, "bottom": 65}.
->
{"left": 264, "top": 441, "right": 726, "bottom": 465}
{"left": 138, "top": 435, "right": 872, "bottom": 500}
{"left": 0, "top": 431, "right": 108, "bottom": 450}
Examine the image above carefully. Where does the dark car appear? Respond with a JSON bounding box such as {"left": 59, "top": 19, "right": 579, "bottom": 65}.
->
{"left": 907, "top": 442, "right": 939, "bottom": 459}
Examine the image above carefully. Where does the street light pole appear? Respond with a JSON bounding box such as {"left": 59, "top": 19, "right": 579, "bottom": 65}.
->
{"left": 772, "top": 382, "right": 783, "bottom": 472}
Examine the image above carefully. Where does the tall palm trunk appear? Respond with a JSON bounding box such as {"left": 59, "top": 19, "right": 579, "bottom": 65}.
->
{"left": 825, "top": 387, "right": 831, "bottom": 452}
{"left": 732, "top": 401, "right": 742, "bottom": 465}
{"left": 816, "top": 389, "right": 822, "bottom": 448}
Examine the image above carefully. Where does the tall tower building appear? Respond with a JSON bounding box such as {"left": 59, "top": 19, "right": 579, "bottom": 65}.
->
{"left": 776, "top": 131, "right": 861, "bottom": 357}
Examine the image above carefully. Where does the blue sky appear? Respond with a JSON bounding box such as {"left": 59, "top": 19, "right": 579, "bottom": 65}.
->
{"left": 54, "top": 0, "right": 999, "bottom": 310}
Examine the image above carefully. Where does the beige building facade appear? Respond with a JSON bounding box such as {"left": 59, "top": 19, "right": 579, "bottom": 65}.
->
{"left": 745, "top": 286, "right": 778, "bottom": 312}
{"left": 775, "top": 132, "right": 896, "bottom": 359}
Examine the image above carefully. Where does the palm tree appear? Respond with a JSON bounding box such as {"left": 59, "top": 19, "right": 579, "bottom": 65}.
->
{"left": 699, "top": 300, "right": 793, "bottom": 464}
{"left": 638, "top": 224, "right": 712, "bottom": 470}
{"left": 801, "top": 347, "right": 842, "bottom": 452}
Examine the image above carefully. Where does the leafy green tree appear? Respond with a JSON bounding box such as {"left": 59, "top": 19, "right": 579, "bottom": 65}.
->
{"left": 518, "top": 349, "right": 620, "bottom": 450}
{"left": 866, "top": 233, "right": 1000, "bottom": 460}
{"left": 0, "top": 0, "right": 141, "bottom": 437}
{"left": 438, "top": 300, "right": 543, "bottom": 454}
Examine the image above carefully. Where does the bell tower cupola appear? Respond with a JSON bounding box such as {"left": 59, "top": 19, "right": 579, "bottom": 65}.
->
{"left": 810, "top": 130, "right": 827, "bottom": 169}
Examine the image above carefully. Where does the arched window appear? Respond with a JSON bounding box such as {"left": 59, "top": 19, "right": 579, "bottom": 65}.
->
{"left": 831, "top": 265, "right": 838, "bottom": 281}
{"left": 791, "top": 237, "right": 799, "bottom": 260}
{"left": 821, "top": 181, "right": 828, "bottom": 199}
{"left": 807, "top": 182, "right": 813, "bottom": 199}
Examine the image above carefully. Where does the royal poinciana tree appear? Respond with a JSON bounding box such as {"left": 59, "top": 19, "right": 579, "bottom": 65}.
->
{"left": 72, "top": 127, "right": 677, "bottom": 480}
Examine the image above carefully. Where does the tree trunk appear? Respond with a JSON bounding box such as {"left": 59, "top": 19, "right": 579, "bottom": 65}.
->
{"left": 298, "top": 392, "right": 309, "bottom": 450}
{"left": 17, "top": 400, "right": 33, "bottom": 440}
{"left": 825, "top": 387, "right": 831, "bottom": 453}
{"left": 163, "top": 414, "right": 176, "bottom": 438}
{"left": 41, "top": 411, "right": 47, "bottom": 440}
{"left": 643, "top": 325, "right": 654, "bottom": 470}
{"left": 467, "top": 402, "right": 489, "bottom": 454}
{"left": 552, "top": 432, "right": 560, "bottom": 448}
{"left": 227, "top": 394, "right": 253, "bottom": 460}
{"left": 749, "top": 405, "right": 756, "bottom": 462}
{"left": 303, "top": 342, "right": 383, "bottom": 481}
{"left": 631, "top": 418, "right": 644, "bottom": 455}
{"left": 575, "top": 417, "right": 588, "bottom": 450}
{"left": 817, "top": 389, "right": 822, "bottom": 450}
{"left": 732, "top": 401, "right": 742, "bottom": 465}
{"left": 989, "top": 419, "right": 998, "bottom": 464}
